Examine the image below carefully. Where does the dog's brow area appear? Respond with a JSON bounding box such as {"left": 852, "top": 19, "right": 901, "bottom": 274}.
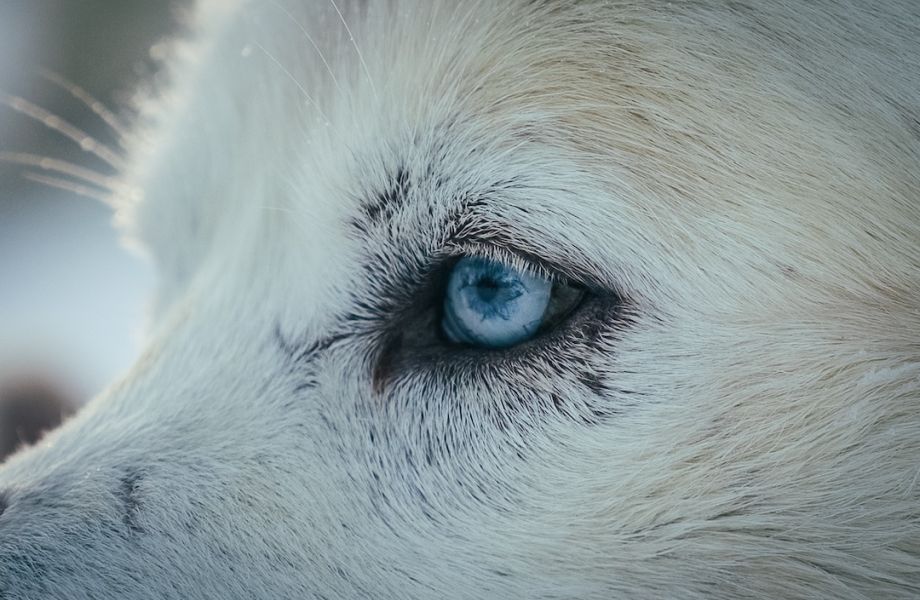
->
{"left": 347, "top": 158, "right": 613, "bottom": 291}
{"left": 224, "top": 1, "right": 690, "bottom": 313}
{"left": 231, "top": 2, "right": 652, "bottom": 289}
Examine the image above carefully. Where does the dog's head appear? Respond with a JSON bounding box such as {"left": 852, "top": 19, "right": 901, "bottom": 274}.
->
{"left": 1, "top": 1, "right": 918, "bottom": 598}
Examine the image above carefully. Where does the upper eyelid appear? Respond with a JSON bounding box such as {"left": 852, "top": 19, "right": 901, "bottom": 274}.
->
{"left": 442, "top": 241, "right": 559, "bottom": 282}
{"left": 439, "top": 202, "right": 608, "bottom": 288}
{"left": 442, "top": 229, "right": 606, "bottom": 291}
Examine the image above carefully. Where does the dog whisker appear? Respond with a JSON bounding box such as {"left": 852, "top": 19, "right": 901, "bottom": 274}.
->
{"left": 0, "top": 151, "right": 122, "bottom": 193}
{"left": 22, "top": 171, "right": 118, "bottom": 206}
{"left": 328, "top": 0, "right": 377, "bottom": 102}
{"left": 253, "top": 42, "right": 333, "bottom": 127}
{"left": 0, "top": 93, "right": 127, "bottom": 170}
{"left": 267, "top": 0, "right": 347, "bottom": 103}
{"left": 38, "top": 69, "right": 130, "bottom": 145}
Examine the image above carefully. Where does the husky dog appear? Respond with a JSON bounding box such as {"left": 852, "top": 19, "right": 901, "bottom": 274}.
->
{"left": 0, "top": 1, "right": 918, "bottom": 598}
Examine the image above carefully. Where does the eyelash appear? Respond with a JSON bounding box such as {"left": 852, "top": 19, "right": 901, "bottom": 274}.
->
{"left": 441, "top": 243, "right": 560, "bottom": 284}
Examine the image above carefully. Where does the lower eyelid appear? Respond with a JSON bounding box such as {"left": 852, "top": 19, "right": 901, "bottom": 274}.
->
{"left": 374, "top": 293, "right": 626, "bottom": 397}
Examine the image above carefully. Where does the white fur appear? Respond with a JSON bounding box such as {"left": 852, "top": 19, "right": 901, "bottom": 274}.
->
{"left": 1, "top": 1, "right": 918, "bottom": 598}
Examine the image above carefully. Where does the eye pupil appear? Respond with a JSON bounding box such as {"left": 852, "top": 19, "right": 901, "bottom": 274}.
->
{"left": 471, "top": 276, "right": 520, "bottom": 306}
{"left": 475, "top": 278, "right": 500, "bottom": 301}
{"left": 479, "top": 287, "right": 498, "bottom": 302}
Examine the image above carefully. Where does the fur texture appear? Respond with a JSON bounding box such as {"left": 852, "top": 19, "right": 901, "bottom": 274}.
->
{"left": 1, "top": 1, "right": 918, "bottom": 598}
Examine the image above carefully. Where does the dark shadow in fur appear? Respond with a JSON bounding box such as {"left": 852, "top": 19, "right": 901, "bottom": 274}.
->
{"left": 117, "top": 471, "right": 145, "bottom": 535}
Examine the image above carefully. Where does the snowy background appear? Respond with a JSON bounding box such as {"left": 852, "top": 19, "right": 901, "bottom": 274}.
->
{"left": 0, "top": 2, "right": 179, "bottom": 407}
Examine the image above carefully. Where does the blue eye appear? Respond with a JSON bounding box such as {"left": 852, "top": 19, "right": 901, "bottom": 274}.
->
{"left": 442, "top": 256, "right": 582, "bottom": 349}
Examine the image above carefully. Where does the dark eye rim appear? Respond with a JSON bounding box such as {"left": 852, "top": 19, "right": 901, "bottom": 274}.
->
{"left": 394, "top": 241, "right": 619, "bottom": 355}
{"left": 367, "top": 238, "right": 630, "bottom": 395}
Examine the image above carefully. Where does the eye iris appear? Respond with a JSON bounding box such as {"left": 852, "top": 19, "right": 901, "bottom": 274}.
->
{"left": 442, "top": 257, "right": 552, "bottom": 348}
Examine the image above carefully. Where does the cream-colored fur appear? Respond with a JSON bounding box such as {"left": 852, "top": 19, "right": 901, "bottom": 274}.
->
{"left": 0, "top": 1, "right": 918, "bottom": 598}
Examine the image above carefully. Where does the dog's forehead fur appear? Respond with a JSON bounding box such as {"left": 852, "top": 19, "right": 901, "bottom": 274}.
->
{"left": 136, "top": 0, "right": 919, "bottom": 303}
{"left": 1, "top": 1, "right": 919, "bottom": 599}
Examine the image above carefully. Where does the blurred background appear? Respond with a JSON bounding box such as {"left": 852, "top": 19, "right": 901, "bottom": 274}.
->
{"left": 0, "top": 1, "right": 182, "bottom": 457}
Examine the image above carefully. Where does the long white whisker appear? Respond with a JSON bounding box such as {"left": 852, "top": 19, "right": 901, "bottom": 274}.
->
{"left": 268, "top": 0, "right": 346, "bottom": 101}
{"left": 22, "top": 171, "right": 117, "bottom": 207}
{"left": 0, "top": 151, "right": 122, "bottom": 192}
{"left": 0, "top": 93, "right": 127, "bottom": 170}
{"left": 258, "top": 203, "right": 299, "bottom": 217}
{"left": 253, "top": 42, "right": 332, "bottom": 126}
{"left": 328, "top": 0, "right": 378, "bottom": 102}
{"left": 38, "top": 69, "right": 130, "bottom": 144}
